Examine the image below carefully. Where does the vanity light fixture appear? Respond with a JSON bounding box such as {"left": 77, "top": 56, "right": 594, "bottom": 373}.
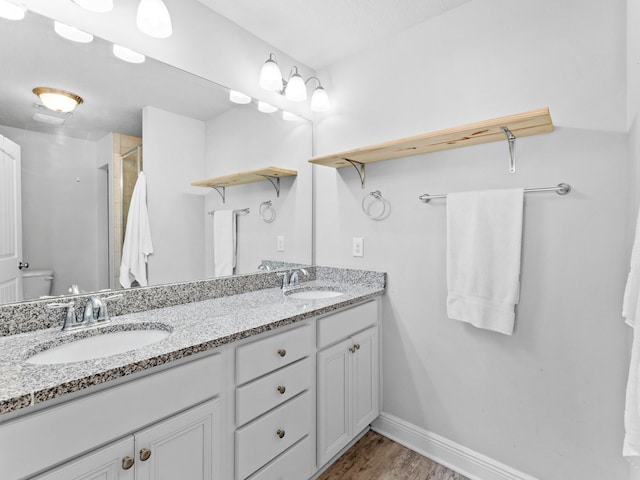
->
{"left": 259, "top": 53, "right": 330, "bottom": 112}
{"left": 258, "top": 101, "right": 277, "bottom": 113}
{"left": 113, "top": 44, "right": 145, "bottom": 63}
{"left": 282, "top": 110, "right": 301, "bottom": 122}
{"left": 33, "top": 87, "right": 84, "bottom": 113}
{"left": 136, "top": 0, "right": 172, "bottom": 39}
{"left": 0, "top": 0, "right": 26, "bottom": 20}
{"left": 72, "top": 0, "right": 113, "bottom": 13}
{"left": 54, "top": 21, "right": 94, "bottom": 43}
{"left": 229, "top": 90, "right": 251, "bottom": 104}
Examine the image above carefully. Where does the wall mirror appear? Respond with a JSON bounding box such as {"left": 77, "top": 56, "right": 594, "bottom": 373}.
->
{"left": 0, "top": 11, "right": 313, "bottom": 305}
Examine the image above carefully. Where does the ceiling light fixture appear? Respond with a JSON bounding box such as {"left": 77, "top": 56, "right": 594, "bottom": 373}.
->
{"left": 282, "top": 111, "right": 301, "bottom": 122}
{"left": 136, "top": 0, "right": 172, "bottom": 39}
{"left": 259, "top": 53, "right": 330, "bottom": 112}
{"left": 33, "top": 87, "right": 84, "bottom": 113}
{"left": 72, "top": 0, "right": 113, "bottom": 13}
{"left": 229, "top": 90, "right": 251, "bottom": 104}
{"left": 258, "top": 101, "right": 277, "bottom": 113}
{"left": 113, "top": 44, "right": 145, "bottom": 64}
{"left": 54, "top": 21, "right": 94, "bottom": 43}
{"left": 0, "top": 0, "right": 26, "bottom": 20}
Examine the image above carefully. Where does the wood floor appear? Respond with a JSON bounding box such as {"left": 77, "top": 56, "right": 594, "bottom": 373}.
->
{"left": 318, "top": 431, "right": 470, "bottom": 480}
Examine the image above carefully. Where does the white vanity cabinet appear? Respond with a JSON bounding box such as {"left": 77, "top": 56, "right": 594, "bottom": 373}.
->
{"left": 33, "top": 398, "right": 221, "bottom": 480}
{"left": 316, "top": 300, "right": 379, "bottom": 467}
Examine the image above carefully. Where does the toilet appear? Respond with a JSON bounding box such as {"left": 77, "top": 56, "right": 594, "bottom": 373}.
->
{"left": 23, "top": 269, "right": 54, "bottom": 299}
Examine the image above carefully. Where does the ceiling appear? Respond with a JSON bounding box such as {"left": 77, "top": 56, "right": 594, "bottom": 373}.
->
{"left": 195, "top": 0, "right": 472, "bottom": 70}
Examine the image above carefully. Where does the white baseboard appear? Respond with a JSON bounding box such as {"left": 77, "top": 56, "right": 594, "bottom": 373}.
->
{"left": 372, "top": 412, "right": 538, "bottom": 480}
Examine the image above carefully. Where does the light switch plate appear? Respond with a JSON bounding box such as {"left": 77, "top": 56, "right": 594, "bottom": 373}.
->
{"left": 352, "top": 237, "right": 363, "bottom": 257}
{"left": 277, "top": 235, "right": 285, "bottom": 252}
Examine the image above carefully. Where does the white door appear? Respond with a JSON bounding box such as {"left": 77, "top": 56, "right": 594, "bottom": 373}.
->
{"left": 0, "top": 134, "right": 22, "bottom": 303}
{"left": 352, "top": 326, "right": 379, "bottom": 433}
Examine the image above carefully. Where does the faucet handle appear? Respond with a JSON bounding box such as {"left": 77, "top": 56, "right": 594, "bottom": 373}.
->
{"left": 98, "top": 294, "right": 124, "bottom": 323}
{"left": 46, "top": 301, "right": 79, "bottom": 331}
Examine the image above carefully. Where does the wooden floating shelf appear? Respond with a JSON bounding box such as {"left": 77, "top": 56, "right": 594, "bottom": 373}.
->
{"left": 308, "top": 107, "right": 554, "bottom": 168}
{"left": 191, "top": 166, "right": 297, "bottom": 188}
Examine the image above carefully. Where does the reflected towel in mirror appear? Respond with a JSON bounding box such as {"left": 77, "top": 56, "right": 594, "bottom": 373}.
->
{"left": 213, "top": 210, "right": 236, "bottom": 277}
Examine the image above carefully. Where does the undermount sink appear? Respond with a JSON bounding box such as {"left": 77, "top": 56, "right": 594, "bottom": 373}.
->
{"left": 26, "top": 327, "right": 171, "bottom": 365}
{"left": 285, "top": 288, "right": 344, "bottom": 300}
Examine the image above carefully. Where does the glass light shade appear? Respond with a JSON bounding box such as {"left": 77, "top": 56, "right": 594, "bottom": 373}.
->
{"left": 259, "top": 58, "right": 283, "bottom": 91}
{"left": 0, "top": 0, "right": 26, "bottom": 20}
{"left": 113, "top": 44, "right": 145, "bottom": 64}
{"left": 54, "top": 21, "right": 94, "bottom": 43}
{"left": 229, "top": 90, "right": 251, "bottom": 104}
{"left": 282, "top": 110, "right": 301, "bottom": 122}
{"left": 310, "top": 86, "right": 330, "bottom": 112}
{"left": 136, "top": 0, "right": 172, "bottom": 39}
{"left": 72, "top": 0, "right": 113, "bottom": 13}
{"left": 285, "top": 72, "right": 307, "bottom": 102}
{"left": 33, "top": 88, "right": 83, "bottom": 113}
{"left": 258, "top": 101, "right": 277, "bottom": 113}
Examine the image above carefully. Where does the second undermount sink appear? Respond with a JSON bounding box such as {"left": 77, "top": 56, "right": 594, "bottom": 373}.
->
{"left": 26, "top": 327, "right": 171, "bottom": 365}
{"left": 284, "top": 288, "right": 345, "bottom": 300}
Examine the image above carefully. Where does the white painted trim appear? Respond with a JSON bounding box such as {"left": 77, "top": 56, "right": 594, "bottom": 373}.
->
{"left": 372, "top": 413, "right": 538, "bottom": 480}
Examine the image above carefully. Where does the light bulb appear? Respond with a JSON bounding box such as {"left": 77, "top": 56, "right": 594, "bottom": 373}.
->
{"left": 136, "top": 0, "right": 172, "bottom": 39}
{"left": 0, "top": 0, "right": 26, "bottom": 20}
{"left": 72, "top": 0, "right": 113, "bottom": 13}
{"left": 282, "top": 111, "right": 301, "bottom": 121}
{"left": 229, "top": 90, "right": 251, "bottom": 104}
{"left": 259, "top": 55, "right": 283, "bottom": 91}
{"left": 113, "top": 44, "right": 145, "bottom": 64}
{"left": 285, "top": 69, "right": 307, "bottom": 102}
{"left": 258, "top": 101, "right": 277, "bottom": 113}
{"left": 310, "top": 86, "right": 330, "bottom": 112}
{"left": 54, "top": 21, "right": 94, "bottom": 43}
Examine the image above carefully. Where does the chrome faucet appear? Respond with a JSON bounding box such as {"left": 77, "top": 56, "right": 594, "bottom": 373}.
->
{"left": 289, "top": 268, "right": 309, "bottom": 286}
{"left": 46, "top": 294, "right": 123, "bottom": 332}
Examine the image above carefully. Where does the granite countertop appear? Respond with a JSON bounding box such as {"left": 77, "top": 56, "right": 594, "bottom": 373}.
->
{"left": 0, "top": 280, "right": 384, "bottom": 417}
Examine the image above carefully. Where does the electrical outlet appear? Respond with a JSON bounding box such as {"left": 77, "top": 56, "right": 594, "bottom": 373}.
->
{"left": 352, "top": 237, "right": 364, "bottom": 257}
{"left": 277, "top": 235, "right": 285, "bottom": 252}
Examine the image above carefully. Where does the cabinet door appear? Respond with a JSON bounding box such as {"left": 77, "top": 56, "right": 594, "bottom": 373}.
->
{"left": 134, "top": 398, "right": 221, "bottom": 480}
{"left": 33, "top": 436, "right": 135, "bottom": 480}
{"left": 352, "top": 326, "right": 379, "bottom": 433}
{"left": 317, "top": 337, "right": 351, "bottom": 466}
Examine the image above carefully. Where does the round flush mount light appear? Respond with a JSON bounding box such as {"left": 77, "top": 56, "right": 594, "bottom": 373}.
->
{"left": 136, "top": 0, "right": 172, "bottom": 39}
{"left": 0, "top": 0, "right": 26, "bottom": 20}
{"left": 72, "top": 0, "right": 113, "bottom": 13}
{"left": 33, "top": 87, "right": 84, "bottom": 113}
{"left": 113, "top": 44, "right": 145, "bottom": 64}
{"left": 54, "top": 21, "right": 94, "bottom": 43}
{"left": 229, "top": 90, "right": 251, "bottom": 105}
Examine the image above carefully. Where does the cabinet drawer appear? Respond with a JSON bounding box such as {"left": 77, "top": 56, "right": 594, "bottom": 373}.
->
{"left": 236, "top": 325, "right": 312, "bottom": 385}
{"left": 235, "top": 391, "right": 311, "bottom": 480}
{"left": 247, "top": 436, "right": 312, "bottom": 480}
{"left": 317, "top": 300, "right": 377, "bottom": 349}
{"left": 236, "top": 358, "right": 311, "bottom": 426}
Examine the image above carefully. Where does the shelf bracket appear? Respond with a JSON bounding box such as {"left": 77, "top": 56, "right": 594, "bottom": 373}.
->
{"left": 211, "top": 186, "right": 226, "bottom": 203}
{"left": 344, "top": 159, "right": 366, "bottom": 189}
{"left": 500, "top": 126, "right": 517, "bottom": 174}
{"left": 258, "top": 175, "right": 282, "bottom": 197}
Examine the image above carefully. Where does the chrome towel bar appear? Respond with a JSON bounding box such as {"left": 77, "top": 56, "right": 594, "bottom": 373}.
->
{"left": 419, "top": 183, "right": 571, "bottom": 203}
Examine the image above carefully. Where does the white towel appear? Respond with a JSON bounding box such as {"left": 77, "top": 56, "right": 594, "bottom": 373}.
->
{"left": 119, "top": 172, "right": 153, "bottom": 288}
{"left": 446, "top": 188, "right": 524, "bottom": 335}
{"left": 213, "top": 210, "right": 236, "bottom": 277}
{"left": 624, "top": 207, "right": 640, "bottom": 458}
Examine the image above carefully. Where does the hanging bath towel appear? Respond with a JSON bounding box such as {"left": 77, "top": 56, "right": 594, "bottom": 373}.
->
{"left": 119, "top": 172, "right": 153, "bottom": 288}
{"left": 213, "top": 210, "right": 236, "bottom": 277}
{"left": 446, "top": 188, "right": 524, "bottom": 335}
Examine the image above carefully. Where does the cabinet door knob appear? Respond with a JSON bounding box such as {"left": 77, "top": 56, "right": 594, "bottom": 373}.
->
{"left": 277, "top": 348, "right": 286, "bottom": 357}
{"left": 122, "top": 456, "right": 135, "bottom": 470}
{"left": 354, "top": 343, "right": 361, "bottom": 350}
{"left": 277, "top": 385, "right": 286, "bottom": 394}
{"left": 276, "top": 429, "right": 285, "bottom": 439}
{"left": 139, "top": 448, "right": 152, "bottom": 462}
{"left": 349, "top": 346, "right": 356, "bottom": 353}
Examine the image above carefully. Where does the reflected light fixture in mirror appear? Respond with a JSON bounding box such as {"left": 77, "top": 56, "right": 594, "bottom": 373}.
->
{"left": 0, "top": 0, "right": 26, "bottom": 20}
{"left": 54, "top": 21, "right": 94, "bottom": 43}
{"left": 33, "top": 87, "right": 84, "bottom": 113}
{"left": 282, "top": 110, "right": 301, "bottom": 121}
{"left": 113, "top": 44, "right": 146, "bottom": 63}
{"left": 136, "top": 0, "right": 172, "bottom": 38}
{"left": 72, "top": 0, "right": 114, "bottom": 13}
{"left": 229, "top": 90, "right": 251, "bottom": 104}
{"left": 258, "top": 101, "right": 277, "bottom": 113}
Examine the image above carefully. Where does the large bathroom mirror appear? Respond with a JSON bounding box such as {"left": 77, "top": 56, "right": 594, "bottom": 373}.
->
{"left": 0, "top": 11, "right": 312, "bottom": 305}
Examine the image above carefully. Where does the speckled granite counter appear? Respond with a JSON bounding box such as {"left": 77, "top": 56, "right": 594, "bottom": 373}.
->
{"left": 0, "top": 273, "right": 384, "bottom": 417}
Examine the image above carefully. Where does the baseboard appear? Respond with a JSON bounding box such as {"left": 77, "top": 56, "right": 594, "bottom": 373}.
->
{"left": 372, "top": 413, "right": 538, "bottom": 480}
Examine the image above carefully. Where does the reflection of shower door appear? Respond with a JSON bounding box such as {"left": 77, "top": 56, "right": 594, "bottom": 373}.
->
{"left": 0, "top": 135, "right": 23, "bottom": 303}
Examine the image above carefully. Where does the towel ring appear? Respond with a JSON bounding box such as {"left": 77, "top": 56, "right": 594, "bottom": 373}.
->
{"left": 259, "top": 200, "right": 276, "bottom": 223}
{"left": 361, "top": 190, "right": 389, "bottom": 221}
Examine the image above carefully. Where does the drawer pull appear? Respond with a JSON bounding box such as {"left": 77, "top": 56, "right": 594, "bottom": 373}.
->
{"left": 139, "top": 448, "right": 152, "bottom": 462}
{"left": 276, "top": 429, "right": 286, "bottom": 439}
{"left": 277, "top": 348, "right": 287, "bottom": 357}
{"left": 122, "top": 456, "right": 135, "bottom": 470}
{"left": 277, "top": 385, "right": 286, "bottom": 394}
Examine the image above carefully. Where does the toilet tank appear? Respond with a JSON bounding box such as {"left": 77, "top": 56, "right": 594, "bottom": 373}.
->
{"left": 23, "top": 269, "right": 54, "bottom": 299}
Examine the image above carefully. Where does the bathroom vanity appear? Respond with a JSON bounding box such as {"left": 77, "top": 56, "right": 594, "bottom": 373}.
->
{"left": 0, "top": 267, "right": 384, "bottom": 480}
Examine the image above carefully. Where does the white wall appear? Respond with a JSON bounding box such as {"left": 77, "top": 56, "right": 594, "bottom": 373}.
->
{"left": 0, "top": 125, "right": 104, "bottom": 296}
{"left": 315, "top": 1, "right": 629, "bottom": 479}
{"left": 143, "top": 106, "right": 206, "bottom": 285}
{"left": 204, "top": 107, "right": 313, "bottom": 276}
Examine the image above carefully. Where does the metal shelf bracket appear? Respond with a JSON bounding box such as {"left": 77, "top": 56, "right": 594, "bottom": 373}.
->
{"left": 211, "top": 186, "right": 226, "bottom": 203}
{"left": 344, "top": 159, "right": 366, "bottom": 188}
{"left": 500, "top": 126, "right": 517, "bottom": 174}
{"left": 258, "top": 175, "right": 282, "bottom": 197}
